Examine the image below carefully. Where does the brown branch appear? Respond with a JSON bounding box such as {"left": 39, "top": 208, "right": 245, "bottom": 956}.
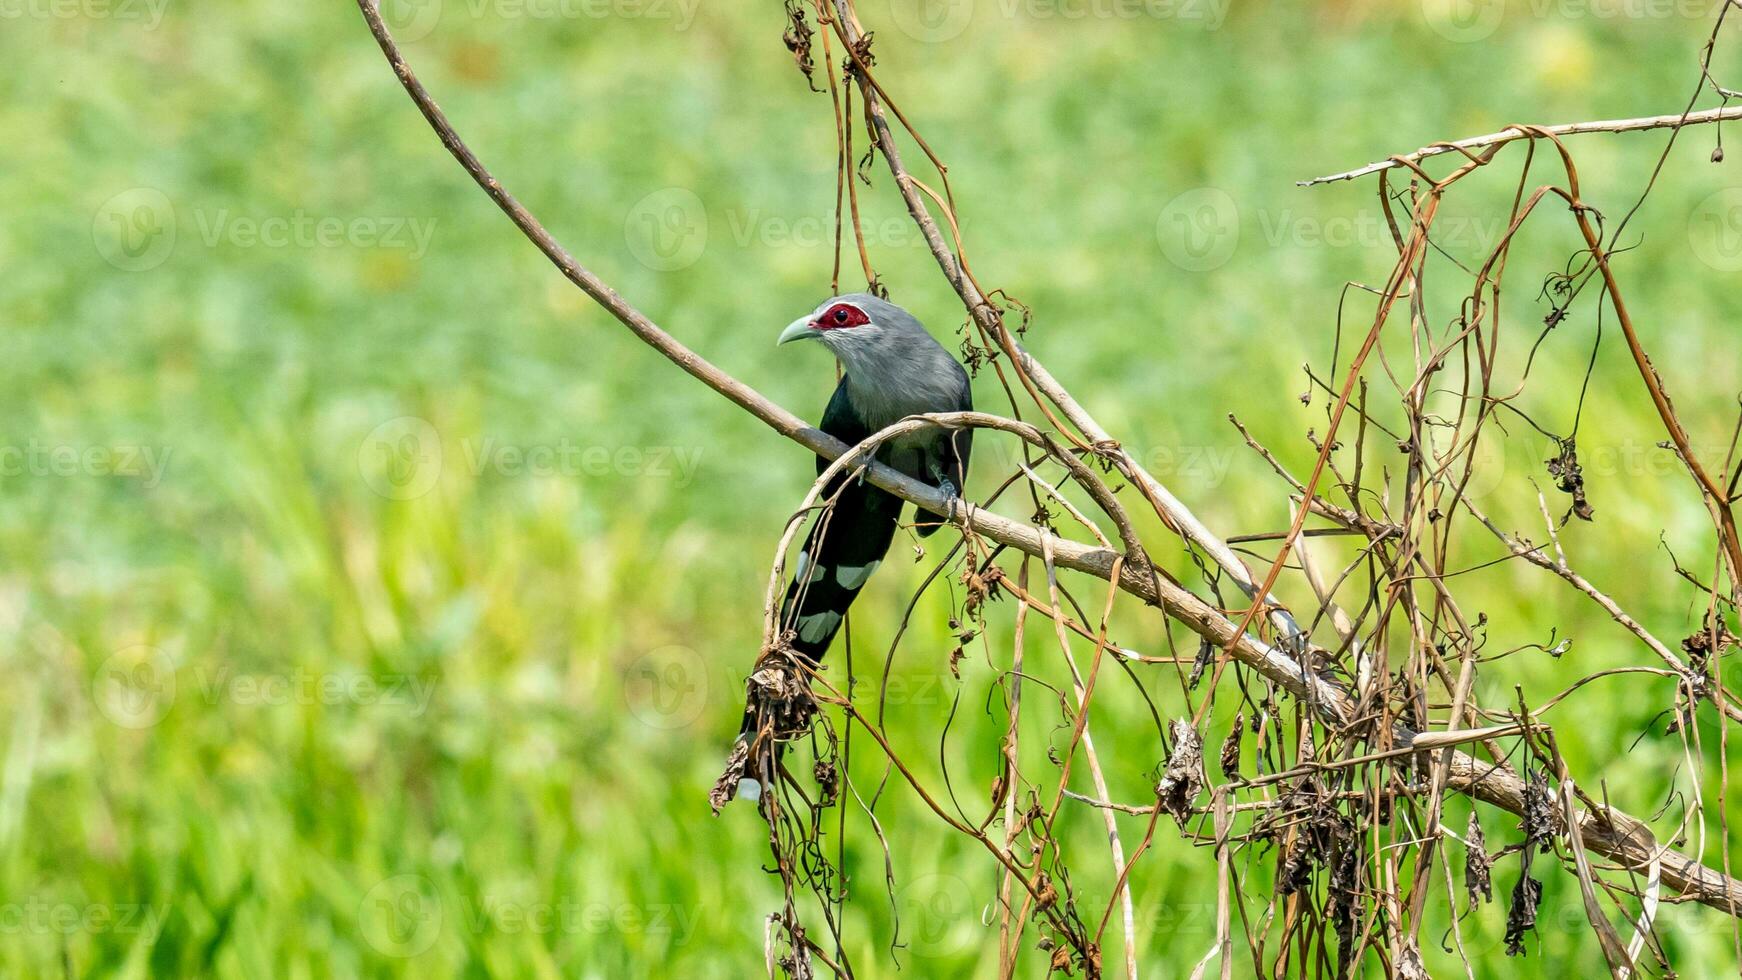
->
{"left": 819, "top": 0, "right": 1306, "bottom": 645}
{"left": 1299, "top": 105, "right": 1742, "bottom": 186}
{"left": 351, "top": 0, "right": 1742, "bottom": 922}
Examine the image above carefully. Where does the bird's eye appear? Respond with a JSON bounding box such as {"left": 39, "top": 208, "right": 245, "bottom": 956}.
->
{"left": 817, "top": 303, "right": 869, "bottom": 330}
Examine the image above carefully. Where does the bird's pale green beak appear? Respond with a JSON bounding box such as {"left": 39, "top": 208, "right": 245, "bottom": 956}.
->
{"left": 777, "top": 316, "right": 819, "bottom": 346}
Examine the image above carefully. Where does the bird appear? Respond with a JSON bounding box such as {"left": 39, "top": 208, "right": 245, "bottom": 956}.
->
{"left": 732, "top": 294, "right": 973, "bottom": 802}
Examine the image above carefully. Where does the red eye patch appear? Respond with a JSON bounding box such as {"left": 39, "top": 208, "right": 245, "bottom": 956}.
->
{"left": 815, "top": 303, "right": 870, "bottom": 330}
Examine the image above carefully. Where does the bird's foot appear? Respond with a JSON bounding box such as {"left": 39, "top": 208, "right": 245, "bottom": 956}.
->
{"left": 938, "top": 478, "right": 962, "bottom": 519}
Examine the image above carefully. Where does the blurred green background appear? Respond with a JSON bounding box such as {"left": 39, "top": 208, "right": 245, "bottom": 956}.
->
{"left": 4, "top": 0, "right": 1742, "bottom": 974}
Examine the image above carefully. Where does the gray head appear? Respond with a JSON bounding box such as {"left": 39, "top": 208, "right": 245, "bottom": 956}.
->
{"left": 780, "top": 294, "right": 926, "bottom": 358}
{"left": 777, "top": 293, "right": 940, "bottom": 374}
{"left": 777, "top": 293, "right": 967, "bottom": 425}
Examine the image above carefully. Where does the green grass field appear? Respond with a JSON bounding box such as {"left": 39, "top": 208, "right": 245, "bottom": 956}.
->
{"left": 5, "top": 0, "right": 1742, "bottom": 974}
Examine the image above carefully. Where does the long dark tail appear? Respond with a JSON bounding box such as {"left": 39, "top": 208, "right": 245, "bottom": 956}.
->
{"left": 733, "top": 476, "right": 901, "bottom": 767}
{"left": 780, "top": 477, "right": 903, "bottom": 662}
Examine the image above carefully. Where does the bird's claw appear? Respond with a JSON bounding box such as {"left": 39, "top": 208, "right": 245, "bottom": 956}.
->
{"left": 938, "top": 478, "right": 961, "bottom": 518}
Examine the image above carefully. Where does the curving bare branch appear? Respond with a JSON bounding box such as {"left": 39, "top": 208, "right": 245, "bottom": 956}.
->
{"left": 353, "top": 0, "right": 1742, "bottom": 972}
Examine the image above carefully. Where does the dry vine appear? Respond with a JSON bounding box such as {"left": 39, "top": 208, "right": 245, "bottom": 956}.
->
{"left": 356, "top": 0, "right": 1742, "bottom": 975}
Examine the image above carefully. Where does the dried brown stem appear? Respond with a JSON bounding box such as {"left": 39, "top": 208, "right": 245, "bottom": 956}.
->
{"left": 1299, "top": 105, "right": 1742, "bottom": 186}
{"left": 353, "top": 0, "right": 1742, "bottom": 972}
